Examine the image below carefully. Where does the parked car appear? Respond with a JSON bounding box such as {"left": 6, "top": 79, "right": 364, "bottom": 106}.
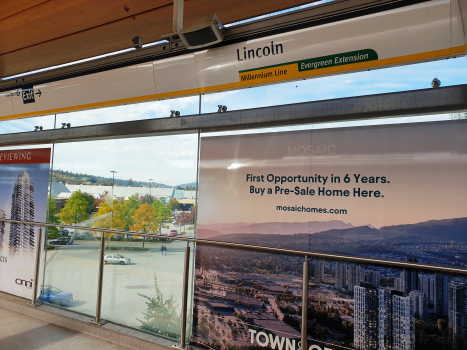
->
{"left": 104, "top": 254, "right": 131, "bottom": 265}
{"left": 169, "top": 230, "right": 178, "bottom": 236}
{"left": 40, "top": 285, "right": 73, "bottom": 306}
{"left": 58, "top": 229, "right": 69, "bottom": 236}
{"left": 76, "top": 231, "right": 92, "bottom": 239}
{"left": 49, "top": 237, "right": 73, "bottom": 245}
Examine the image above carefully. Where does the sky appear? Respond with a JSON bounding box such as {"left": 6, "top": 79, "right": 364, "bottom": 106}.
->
{"left": 0, "top": 57, "right": 466, "bottom": 187}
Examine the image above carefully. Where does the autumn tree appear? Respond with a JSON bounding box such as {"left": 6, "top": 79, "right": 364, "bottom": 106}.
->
{"left": 93, "top": 201, "right": 114, "bottom": 229}
{"left": 130, "top": 203, "right": 161, "bottom": 247}
{"left": 113, "top": 195, "right": 140, "bottom": 231}
{"left": 59, "top": 190, "right": 89, "bottom": 224}
{"left": 92, "top": 200, "right": 116, "bottom": 250}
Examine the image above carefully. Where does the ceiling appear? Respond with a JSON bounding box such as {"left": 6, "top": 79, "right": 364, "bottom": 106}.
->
{"left": 0, "top": 0, "right": 315, "bottom": 78}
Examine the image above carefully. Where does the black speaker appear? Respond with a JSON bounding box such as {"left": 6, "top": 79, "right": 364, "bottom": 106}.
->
{"left": 178, "top": 14, "right": 224, "bottom": 49}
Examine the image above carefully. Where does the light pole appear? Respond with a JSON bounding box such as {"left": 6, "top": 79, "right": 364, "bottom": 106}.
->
{"left": 108, "top": 171, "right": 117, "bottom": 250}
{"left": 149, "top": 178, "right": 153, "bottom": 198}
{"left": 110, "top": 171, "right": 117, "bottom": 200}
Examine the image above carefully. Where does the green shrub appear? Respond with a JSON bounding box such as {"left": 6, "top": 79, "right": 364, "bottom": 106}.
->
{"left": 109, "top": 246, "right": 149, "bottom": 251}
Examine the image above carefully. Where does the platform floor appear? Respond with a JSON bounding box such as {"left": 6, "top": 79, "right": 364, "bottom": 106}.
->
{"left": 0, "top": 306, "right": 130, "bottom": 350}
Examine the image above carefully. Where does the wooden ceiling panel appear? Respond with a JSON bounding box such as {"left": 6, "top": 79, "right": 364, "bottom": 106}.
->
{"left": 0, "top": 5, "right": 174, "bottom": 78}
{"left": 0, "top": 0, "right": 172, "bottom": 54}
{"left": 0, "top": 0, "right": 314, "bottom": 78}
{"left": 0, "top": 0, "right": 48, "bottom": 21}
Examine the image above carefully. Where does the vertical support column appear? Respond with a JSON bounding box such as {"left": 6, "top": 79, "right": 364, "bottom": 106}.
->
{"left": 32, "top": 227, "right": 43, "bottom": 306}
{"left": 301, "top": 256, "right": 309, "bottom": 350}
{"left": 173, "top": 0, "right": 184, "bottom": 33}
{"left": 93, "top": 234, "right": 106, "bottom": 325}
{"left": 180, "top": 243, "right": 191, "bottom": 348}
{"left": 199, "top": 95, "right": 202, "bottom": 115}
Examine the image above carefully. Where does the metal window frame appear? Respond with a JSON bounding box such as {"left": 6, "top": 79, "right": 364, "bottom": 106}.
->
{"left": 1, "top": 84, "right": 467, "bottom": 274}
{"left": 1, "top": 84, "right": 466, "bottom": 146}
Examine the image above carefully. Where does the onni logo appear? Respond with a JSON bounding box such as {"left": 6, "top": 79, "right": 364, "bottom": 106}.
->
{"left": 15, "top": 278, "right": 33, "bottom": 289}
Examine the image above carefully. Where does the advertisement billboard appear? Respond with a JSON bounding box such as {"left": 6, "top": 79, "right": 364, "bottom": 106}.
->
{"left": 0, "top": 148, "right": 51, "bottom": 298}
{"left": 193, "top": 120, "right": 467, "bottom": 350}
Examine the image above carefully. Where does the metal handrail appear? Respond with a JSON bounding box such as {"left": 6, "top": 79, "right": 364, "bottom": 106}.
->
{"left": 2, "top": 217, "right": 467, "bottom": 275}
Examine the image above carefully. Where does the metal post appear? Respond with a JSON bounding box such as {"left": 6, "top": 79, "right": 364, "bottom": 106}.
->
{"left": 179, "top": 244, "right": 191, "bottom": 348}
{"left": 301, "top": 257, "right": 309, "bottom": 350}
{"left": 93, "top": 234, "right": 106, "bottom": 325}
{"left": 173, "top": 0, "right": 184, "bottom": 33}
{"left": 32, "top": 227, "right": 43, "bottom": 306}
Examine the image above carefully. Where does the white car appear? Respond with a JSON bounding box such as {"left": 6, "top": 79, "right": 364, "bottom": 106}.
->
{"left": 104, "top": 254, "right": 131, "bottom": 265}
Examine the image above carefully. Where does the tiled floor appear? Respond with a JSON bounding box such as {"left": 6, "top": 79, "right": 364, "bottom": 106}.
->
{"left": 0, "top": 306, "right": 130, "bottom": 350}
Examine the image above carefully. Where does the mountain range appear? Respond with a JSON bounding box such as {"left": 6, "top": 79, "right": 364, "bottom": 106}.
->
{"left": 197, "top": 220, "right": 354, "bottom": 238}
{"left": 199, "top": 217, "right": 467, "bottom": 245}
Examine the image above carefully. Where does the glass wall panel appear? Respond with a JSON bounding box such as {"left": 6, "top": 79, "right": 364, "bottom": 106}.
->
{"left": 41, "top": 236, "right": 101, "bottom": 316}
{"left": 46, "top": 131, "right": 199, "bottom": 327}
{"left": 201, "top": 57, "right": 467, "bottom": 114}
{"left": 101, "top": 240, "right": 195, "bottom": 340}
{"left": 55, "top": 95, "right": 200, "bottom": 128}
{"left": 0, "top": 114, "right": 55, "bottom": 135}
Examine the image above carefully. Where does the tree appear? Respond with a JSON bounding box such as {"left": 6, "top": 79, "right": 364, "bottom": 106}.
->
{"left": 81, "top": 192, "right": 96, "bottom": 214}
{"left": 137, "top": 273, "right": 181, "bottom": 338}
{"left": 113, "top": 195, "right": 140, "bottom": 231}
{"left": 46, "top": 197, "right": 60, "bottom": 239}
{"left": 167, "top": 198, "right": 179, "bottom": 211}
{"left": 175, "top": 209, "right": 194, "bottom": 233}
{"left": 92, "top": 201, "right": 115, "bottom": 250}
{"left": 59, "top": 190, "right": 89, "bottom": 224}
{"left": 141, "top": 194, "right": 154, "bottom": 205}
{"left": 127, "top": 178, "right": 135, "bottom": 187}
{"left": 153, "top": 198, "right": 171, "bottom": 234}
{"left": 130, "top": 203, "right": 161, "bottom": 247}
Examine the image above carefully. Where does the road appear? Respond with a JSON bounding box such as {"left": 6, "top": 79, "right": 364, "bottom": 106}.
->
{"left": 42, "top": 239, "right": 194, "bottom": 333}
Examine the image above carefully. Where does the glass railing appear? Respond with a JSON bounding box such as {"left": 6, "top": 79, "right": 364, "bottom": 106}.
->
{"left": 1, "top": 218, "right": 467, "bottom": 350}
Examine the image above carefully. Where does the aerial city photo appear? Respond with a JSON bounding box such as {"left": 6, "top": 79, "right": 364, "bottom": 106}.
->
{"left": 192, "top": 244, "right": 465, "bottom": 350}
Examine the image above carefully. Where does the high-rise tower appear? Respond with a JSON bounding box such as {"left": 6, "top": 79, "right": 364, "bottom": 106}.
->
{"left": 314, "top": 259, "right": 324, "bottom": 284}
{"left": 378, "top": 289, "right": 415, "bottom": 350}
{"left": 335, "top": 261, "right": 347, "bottom": 290}
{"left": 448, "top": 279, "right": 467, "bottom": 349}
{"left": 0, "top": 209, "right": 5, "bottom": 251}
{"left": 355, "top": 282, "right": 379, "bottom": 350}
{"left": 9, "top": 171, "right": 35, "bottom": 256}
